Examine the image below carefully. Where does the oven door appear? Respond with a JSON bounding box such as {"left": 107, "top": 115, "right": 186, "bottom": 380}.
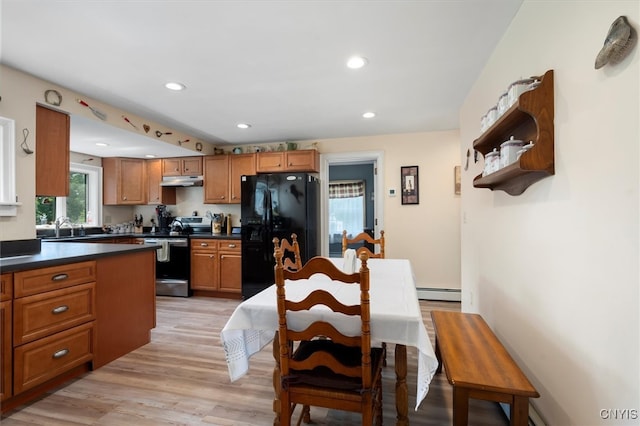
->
{"left": 144, "top": 238, "right": 190, "bottom": 297}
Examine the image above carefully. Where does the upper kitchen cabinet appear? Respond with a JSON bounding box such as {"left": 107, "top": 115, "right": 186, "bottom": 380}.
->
{"left": 204, "top": 154, "right": 256, "bottom": 204}
{"left": 103, "top": 157, "right": 146, "bottom": 205}
{"left": 147, "top": 159, "right": 176, "bottom": 205}
{"left": 36, "top": 105, "right": 70, "bottom": 196}
{"left": 162, "top": 157, "right": 203, "bottom": 176}
{"left": 256, "top": 149, "right": 319, "bottom": 173}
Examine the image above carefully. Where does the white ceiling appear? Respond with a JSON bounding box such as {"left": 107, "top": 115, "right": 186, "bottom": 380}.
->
{"left": 1, "top": 0, "right": 522, "bottom": 157}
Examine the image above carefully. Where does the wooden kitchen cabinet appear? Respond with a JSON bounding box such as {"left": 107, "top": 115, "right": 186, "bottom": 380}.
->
{"left": 103, "top": 157, "right": 147, "bottom": 205}
{"left": 147, "top": 159, "right": 176, "bottom": 205}
{"left": 9, "top": 262, "right": 96, "bottom": 400}
{"left": 256, "top": 149, "right": 319, "bottom": 173}
{"left": 190, "top": 239, "right": 241, "bottom": 297}
{"left": 203, "top": 156, "right": 229, "bottom": 203}
{"left": 204, "top": 154, "right": 256, "bottom": 204}
{"left": 1, "top": 274, "right": 12, "bottom": 402}
{"left": 230, "top": 154, "right": 256, "bottom": 203}
{"left": 162, "top": 157, "right": 203, "bottom": 176}
{"left": 36, "top": 105, "right": 70, "bottom": 196}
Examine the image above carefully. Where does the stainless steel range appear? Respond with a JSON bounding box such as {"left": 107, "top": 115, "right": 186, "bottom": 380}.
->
{"left": 144, "top": 216, "right": 212, "bottom": 297}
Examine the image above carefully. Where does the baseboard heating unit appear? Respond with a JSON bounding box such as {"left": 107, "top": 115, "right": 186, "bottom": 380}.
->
{"left": 416, "top": 288, "right": 461, "bottom": 302}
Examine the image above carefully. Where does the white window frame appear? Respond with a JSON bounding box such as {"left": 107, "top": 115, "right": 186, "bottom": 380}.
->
{"left": 55, "top": 162, "right": 103, "bottom": 226}
{"left": 0, "top": 116, "right": 21, "bottom": 216}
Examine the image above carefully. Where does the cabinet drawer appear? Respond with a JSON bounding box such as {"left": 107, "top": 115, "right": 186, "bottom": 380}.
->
{"left": 13, "top": 321, "right": 94, "bottom": 394}
{"left": 14, "top": 261, "right": 96, "bottom": 298}
{"left": 1, "top": 273, "right": 12, "bottom": 302}
{"left": 217, "top": 240, "right": 241, "bottom": 252}
{"left": 13, "top": 283, "right": 96, "bottom": 346}
{"left": 191, "top": 239, "right": 216, "bottom": 250}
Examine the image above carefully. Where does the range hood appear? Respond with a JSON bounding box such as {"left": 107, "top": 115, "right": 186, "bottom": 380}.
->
{"left": 160, "top": 176, "right": 204, "bottom": 187}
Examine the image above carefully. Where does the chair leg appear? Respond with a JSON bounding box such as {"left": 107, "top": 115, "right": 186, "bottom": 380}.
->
{"left": 280, "top": 394, "right": 291, "bottom": 426}
{"left": 302, "top": 405, "right": 311, "bottom": 423}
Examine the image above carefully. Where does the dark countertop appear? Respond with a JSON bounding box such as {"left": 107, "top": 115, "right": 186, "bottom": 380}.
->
{"left": 0, "top": 241, "right": 158, "bottom": 273}
{"left": 40, "top": 232, "right": 241, "bottom": 242}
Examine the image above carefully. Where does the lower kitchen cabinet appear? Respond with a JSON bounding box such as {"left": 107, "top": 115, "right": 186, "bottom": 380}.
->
{"left": 191, "top": 239, "right": 241, "bottom": 297}
{"left": 1, "top": 248, "right": 156, "bottom": 413}
{"left": 1, "top": 299, "right": 11, "bottom": 402}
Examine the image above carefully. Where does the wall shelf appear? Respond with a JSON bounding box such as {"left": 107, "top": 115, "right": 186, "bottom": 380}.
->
{"left": 473, "top": 69, "right": 554, "bottom": 196}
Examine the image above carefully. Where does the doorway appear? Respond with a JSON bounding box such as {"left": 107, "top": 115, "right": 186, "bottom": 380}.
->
{"left": 319, "top": 151, "right": 384, "bottom": 257}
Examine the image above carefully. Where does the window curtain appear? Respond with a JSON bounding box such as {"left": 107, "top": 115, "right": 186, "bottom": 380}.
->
{"left": 328, "top": 181, "right": 365, "bottom": 239}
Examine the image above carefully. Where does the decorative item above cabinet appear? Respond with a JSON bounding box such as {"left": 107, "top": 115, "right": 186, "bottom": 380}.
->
{"left": 473, "top": 69, "right": 554, "bottom": 196}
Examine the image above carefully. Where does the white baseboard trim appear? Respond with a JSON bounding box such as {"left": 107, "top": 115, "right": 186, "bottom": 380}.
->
{"left": 500, "top": 402, "right": 546, "bottom": 426}
{"left": 416, "top": 288, "right": 461, "bottom": 302}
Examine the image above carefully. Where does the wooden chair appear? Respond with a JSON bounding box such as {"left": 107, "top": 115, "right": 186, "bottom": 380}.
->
{"left": 342, "top": 230, "right": 385, "bottom": 259}
{"left": 342, "top": 229, "right": 387, "bottom": 366}
{"left": 273, "top": 233, "right": 302, "bottom": 272}
{"left": 273, "top": 246, "right": 383, "bottom": 426}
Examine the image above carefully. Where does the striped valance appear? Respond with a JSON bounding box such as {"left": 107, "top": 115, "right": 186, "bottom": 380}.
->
{"left": 329, "top": 181, "right": 364, "bottom": 199}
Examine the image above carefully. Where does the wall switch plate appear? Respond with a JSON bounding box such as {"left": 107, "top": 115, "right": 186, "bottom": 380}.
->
{"left": 389, "top": 188, "right": 396, "bottom": 197}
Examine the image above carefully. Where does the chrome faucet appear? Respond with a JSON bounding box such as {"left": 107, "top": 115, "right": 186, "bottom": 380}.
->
{"left": 55, "top": 216, "right": 72, "bottom": 238}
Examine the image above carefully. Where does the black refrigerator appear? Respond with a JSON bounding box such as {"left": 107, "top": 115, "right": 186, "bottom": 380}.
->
{"left": 241, "top": 172, "right": 319, "bottom": 299}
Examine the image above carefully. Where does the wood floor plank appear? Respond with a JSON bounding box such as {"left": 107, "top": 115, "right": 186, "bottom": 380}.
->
{"left": 1, "top": 296, "right": 508, "bottom": 425}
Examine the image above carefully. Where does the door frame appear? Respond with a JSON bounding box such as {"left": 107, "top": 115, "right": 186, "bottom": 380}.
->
{"left": 319, "top": 151, "right": 384, "bottom": 257}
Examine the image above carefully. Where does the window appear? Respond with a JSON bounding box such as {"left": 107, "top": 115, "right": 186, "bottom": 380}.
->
{"left": 36, "top": 162, "right": 102, "bottom": 226}
{"left": 328, "top": 180, "right": 365, "bottom": 241}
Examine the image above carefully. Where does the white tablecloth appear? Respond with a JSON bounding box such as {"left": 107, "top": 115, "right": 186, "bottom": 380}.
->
{"left": 221, "top": 258, "right": 438, "bottom": 410}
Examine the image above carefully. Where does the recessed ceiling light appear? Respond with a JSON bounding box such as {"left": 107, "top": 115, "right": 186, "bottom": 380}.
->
{"left": 347, "top": 56, "right": 368, "bottom": 69}
{"left": 95, "top": 142, "right": 109, "bottom": 147}
{"left": 165, "top": 82, "right": 186, "bottom": 91}
{"left": 145, "top": 154, "right": 156, "bottom": 158}
{"left": 237, "top": 123, "right": 251, "bottom": 129}
{"left": 362, "top": 112, "right": 376, "bottom": 119}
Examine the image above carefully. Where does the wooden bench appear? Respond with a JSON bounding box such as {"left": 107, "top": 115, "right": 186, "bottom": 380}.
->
{"left": 430, "top": 311, "right": 539, "bottom": 426}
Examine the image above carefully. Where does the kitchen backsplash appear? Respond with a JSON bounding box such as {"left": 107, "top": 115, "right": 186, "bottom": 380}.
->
{"left": 130, "top": 187, "right": 241, "bottom": 227}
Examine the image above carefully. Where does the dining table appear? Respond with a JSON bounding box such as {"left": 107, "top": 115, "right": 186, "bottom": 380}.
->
{"left": 221, "top": 257, "right": 439, "bottom": 425}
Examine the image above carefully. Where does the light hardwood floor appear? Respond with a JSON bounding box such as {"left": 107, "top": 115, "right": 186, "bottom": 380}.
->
{"left": 1, "top": 297, "right": 508, "bottom": 425}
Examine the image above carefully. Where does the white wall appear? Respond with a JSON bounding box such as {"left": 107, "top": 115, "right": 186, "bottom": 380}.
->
{"left": 459, "top": 1, "right": 638, "bottom": 425}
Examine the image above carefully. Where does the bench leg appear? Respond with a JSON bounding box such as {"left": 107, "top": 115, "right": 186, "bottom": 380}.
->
{"left": 452, "top": 387, "right": 469, "bottom": 426}
{"left": 511, "top": 397, "right": 530, "bottom": 426}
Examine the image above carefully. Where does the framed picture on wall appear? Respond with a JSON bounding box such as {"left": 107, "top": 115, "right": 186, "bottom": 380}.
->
{"left": 401, "top": 166, "right": 419, "bottom": 205}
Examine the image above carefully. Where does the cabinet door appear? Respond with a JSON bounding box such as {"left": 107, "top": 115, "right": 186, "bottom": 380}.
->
{"left": 119, "top": 158, "right": 146, "bottom": 204}
{"left": 203, "top": 156, "right": 230, "bottom": 203}
{"left": 190, "top": 250, "right": 218, "bottom": 290}
{"left": 147, "top": 159, "right": 176, "bottom": 205}
{"left": 230, "top": 154, "right": 256, "bottom": 204}
{"left": 162, "top": 158, "right": 182, "bottom": 176}
{"left": 256, "top": 152, "right": 284, "bottom": 172}
{"left": 182, "top": 157, "right": 203, "bottom": 175}
{"left": 285, "top": 150, "right": 319, "bottom": 172}
{"left": 1, "top": 300, "right": 11, "bottom": 401}
{"left": 0, "top": 273, "right": 12, "bottom": 302}
{"left": 219, "top": 241, "right": 241, "bottom": 293}
{"left": 36, "top": 105, "right": 70, "bottom": 196}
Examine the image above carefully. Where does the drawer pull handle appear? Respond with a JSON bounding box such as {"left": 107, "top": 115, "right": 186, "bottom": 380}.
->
{"left": 51, "top": 273, "right": 69, "bottom": 282}
{"left": 228, "top": 244, "right": 236, "bottom": 248}
{"left": 52, "top": 305, "right": 69, "bottom": 315}
{"left": 52, "top": 349, "right": 69, "bottom": 359}
{"left": 200, "top": 243, "right": 209, "bottom": 247}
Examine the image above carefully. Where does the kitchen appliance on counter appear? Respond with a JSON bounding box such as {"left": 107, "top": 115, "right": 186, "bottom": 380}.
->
{"left": 145, "top": 216, "right": 213, "bottom": 297}
{"left": 156, "top": 205, "right": 173, "bottom": 233}
{"left": 241, "top": 173, "right": 319, "bottom": 299}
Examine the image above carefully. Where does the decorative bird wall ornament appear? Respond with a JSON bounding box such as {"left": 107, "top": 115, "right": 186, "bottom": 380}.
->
{"left": 595, "top": 16, "right": 636, "bottom": 69}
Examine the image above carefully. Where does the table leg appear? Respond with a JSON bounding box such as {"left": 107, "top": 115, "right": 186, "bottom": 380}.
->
{"left": 395, "top": 344, "right": 409, "bottom": 426}
{"left": 272, "top": 331, "right": 281, "bottom": 426}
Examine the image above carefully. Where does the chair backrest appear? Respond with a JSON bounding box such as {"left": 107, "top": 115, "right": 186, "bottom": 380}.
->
{"left": 273, "top": 233, "right": 302, "bottom": 271}
{"left": 273, "top": 246, "right": 372, "bottom": 385}
{"left": 342, "top": 230, "right": 385, "bottom": 259}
